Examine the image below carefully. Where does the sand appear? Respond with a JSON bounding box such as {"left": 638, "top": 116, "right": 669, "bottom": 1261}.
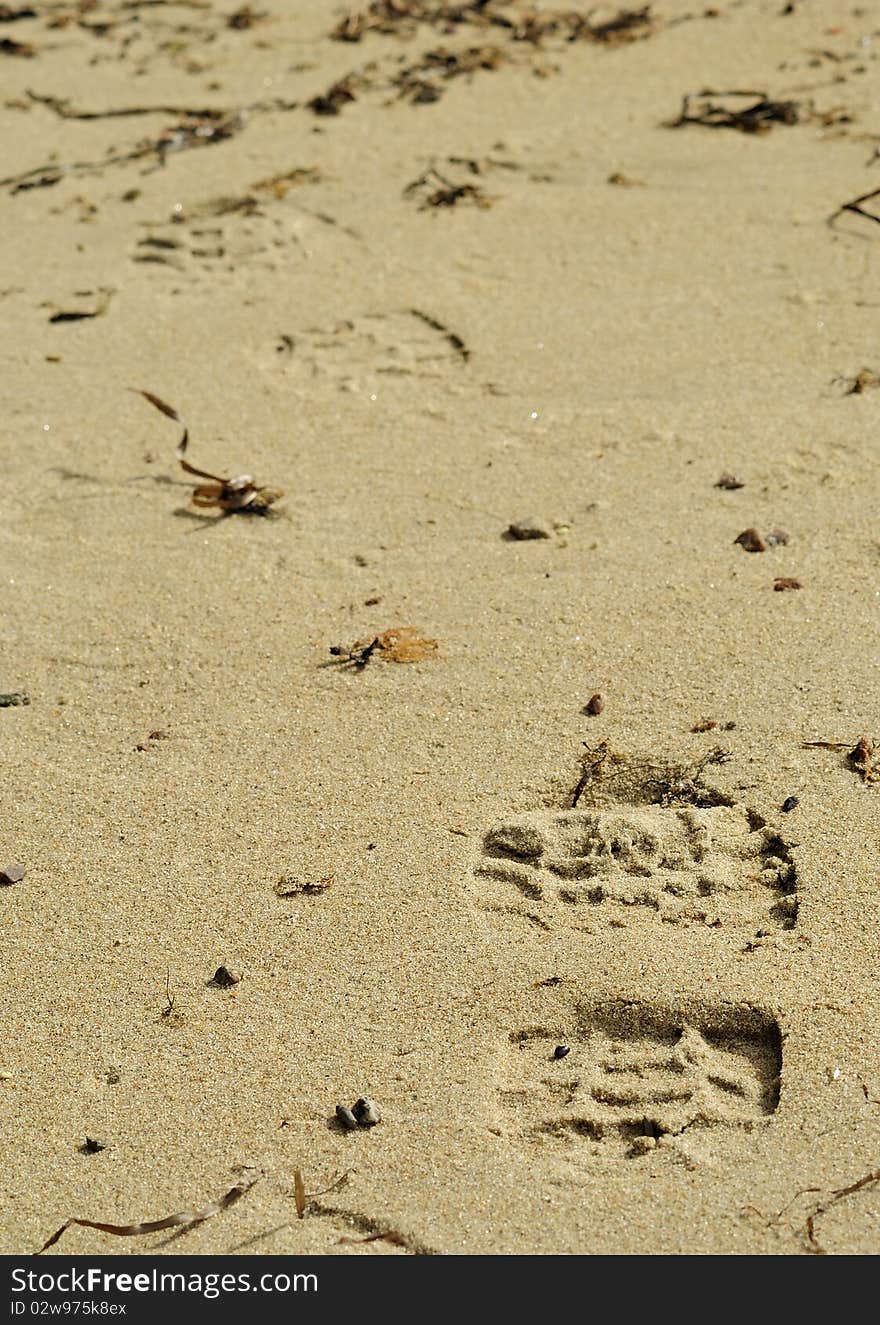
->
{"left": 1, "top": 0, "right": 879, "bottom": 1257}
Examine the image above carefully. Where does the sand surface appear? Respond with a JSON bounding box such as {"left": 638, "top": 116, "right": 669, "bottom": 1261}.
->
{"left": 1, "top": 0, "right": 879, "bottom": 1257}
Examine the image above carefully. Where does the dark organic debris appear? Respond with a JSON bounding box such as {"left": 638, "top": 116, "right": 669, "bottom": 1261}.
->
{"left": 780, "top": 796, "right": 799, "bottom": 813}
{"left": 773, "top": 577, "right": 802, "bottom": 592}
{"left": 409, "top": 307, "right": 470, "bottom": 361}
{"left": 133, "top": 389, "right": 283, "bottom": 516}
{"left": 35, "top": 1173, "right": 260, "bottom": 1254}
{"left": 331, "top": 2, "right": 657, "bottom": 47}
{"left": 552, "top": 1045, "right": 571, "bottom": 1060}
{"left": 0, "top": 692, "right": 29, "bottom": 706}
{"left": 404, "top": 163, "right": 492, "bottom": 210}
{"left": 0, "top": 863, "right": 26, "bottom": 886}
{"left": 802, "top": 736, "right": 879, "bottom": 784}
{"left": 571, "top": 741, "right": 609, "bottom": 808}
{"left": 668, "top": 89, "right": 803, "bottom": 134}
{"left": 327, "top": 628, "right": 439, "bottom": 669}
{"left": 787, "top": 1168, "right": 880, "bottom": 1254}
{"left": 829, "top": 186, "right": 880, "bottom": 232}
{"left": 79, "top": 1137, "right": 108, "bottom": 1154}
{"left": 394, "top": 43, "right": 506, "bottom": 104}
{"left": 48, "top": 290, "right": 113, "bottom": 323}
{"left": 691, "top": 718, "right": 717, "bottom": 733}
{"left": 836, "top": 368, "right": 880, "bottom": 395}
{"left": 227, "top": 4, "right": 265, "bottom": 28}
{"left": 0, "top": 34, "right": 33, "bottom": 54}
{"left": 308, "top": 76, "right": 359, "bottom": 116}
{"left": 849, "top": 735, "right": 879, "bottom": 784}
{"left": 715, "top": 472, "right": 745, "bottom": 490}
{"left": 275, "top": 875, "right": 333, "bottom": 897}
{"left": 0, "top": 7, "right": 38, "bottom": 20}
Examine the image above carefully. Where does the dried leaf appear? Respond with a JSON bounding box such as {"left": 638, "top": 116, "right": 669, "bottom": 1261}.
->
{"left": 35, "top": 1173, "right": 260, "bottom": 1254}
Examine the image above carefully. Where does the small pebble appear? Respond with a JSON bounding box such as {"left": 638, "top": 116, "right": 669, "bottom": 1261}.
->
{"left": 352, "top": 1097, "right": 381, "bottom": 1127}
{"left": 715, "top": 473, "right": 745, "bottom": 490}
{"left": 584, "top": 693, "right": 604, "bottom": 716}
{"left": 0, "top": 863, "right": 25, "bottom": 886}
{"left": 781, "top": 796, "right": 799, "bottom": 813}
{"left": 734, "top": 528, "right": 767, "bottom": 553}
{"left": 506, "top": 517, "right": 551, "bottom": 541}
{"left": 765, "top": 528, "right": 790, "bottom": 547}
{"left": 335, "top": 1105, "right": 358, "bottom": 1131}
{"left": 552, "top": 1045, "right": 571, "bottom": 1060}
{"left": 80, "top": 1136, "right": 108, "bottom": 1154}
{"left": 774, "top": 577, "right": 802, "bottom": 592}
{"left": 211, "top": 965, "right": 241, "bottom": 988}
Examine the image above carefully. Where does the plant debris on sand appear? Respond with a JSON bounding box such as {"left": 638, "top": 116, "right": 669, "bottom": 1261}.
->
{"left": 133, "top": 390, "right": 283, "bottom": 516}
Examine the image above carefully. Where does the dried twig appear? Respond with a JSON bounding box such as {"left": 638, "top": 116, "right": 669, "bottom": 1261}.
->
{"left": 35, "top": 1173, "right": 261, "bottom": 1254}
{"left": 829, "top": 186, "right": 880, "bottom": 231}
{"left": 571, "top": 741, "right": 609, "bottom": 807}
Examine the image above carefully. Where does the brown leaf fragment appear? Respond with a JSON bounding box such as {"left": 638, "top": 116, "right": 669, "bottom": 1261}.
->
{"left": 293, "top": 1168, "right": 306, "bottom": 1219}
{"left": 34, "top": 1172, "right": 260, "bottom": 1254}
{"left": 773, "top": 577, "right": 802, "bottom": 591}
{"left": 734, "top": 527, "right": 767, "bottom": 553}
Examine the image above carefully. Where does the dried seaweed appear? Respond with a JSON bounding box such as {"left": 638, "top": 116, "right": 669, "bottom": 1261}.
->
{"left": 331, "top": 1, "right": 657, "bottom": 47}
{"left": 308, "top": 76, "right": 359, "bottom": 116}
{"left": 835, "top": 368, "right": 880, "bottom": 395}
{"left": 404, "top": 164, "right": 492, "bottom": 209}
{"left": 133, "top": 389, "right": 283, "bottom": 516}
{"left": 409, "top": 307, "right": 470, "bottom": 361}
{"left": 802, "top": 736, "right": 879, "bottom": 783}
{"left": 829, "top": 186, "right": 880, "bottom": 232}
{"left": 35, "top": 1173, "right": 260, "bottom": 1254}
{"left": 787, "top": 1169, "right": 880, "bottom": 1254}
{"left": 667, "top": 89, "right": 803, "bottom": 134}
{"left": 393, "top": 43, "right": 506, "bottom": 103}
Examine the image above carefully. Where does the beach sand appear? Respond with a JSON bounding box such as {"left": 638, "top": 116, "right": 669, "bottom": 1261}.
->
{"left": 1, "top": 0, "right": 879, "bottom": 1256}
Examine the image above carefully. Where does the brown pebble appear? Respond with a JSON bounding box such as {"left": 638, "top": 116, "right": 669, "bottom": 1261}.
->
{"left": 734, "top": 528, "right": 767, "bottom": 553}
{"left": 211, "top": 965, "right": 241, "bottom": 988}
{"left": 552, "top": 1045, "right": 571, "bottom": 1060}
{"left": 0, "top": 863, "right": 25, "bottom": 886}
{"left": 773, "top": 577, "right": 802, "bottom": 592}
{"left": 585, "top": 693, "right": 604, "bottom": 716}
{"left": 765, "top": 528, "right": 790, "bottom": 547}
{"left": 715, "top": 473, "right": 745, "bottom": 490}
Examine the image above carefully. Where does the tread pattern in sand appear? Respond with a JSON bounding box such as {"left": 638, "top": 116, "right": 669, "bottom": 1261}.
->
{"left": 499, "top": 1000, "right": 781, "bottom": 1157}
{"left": 474, "top": 804, "right": 797, "bottom": 933}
